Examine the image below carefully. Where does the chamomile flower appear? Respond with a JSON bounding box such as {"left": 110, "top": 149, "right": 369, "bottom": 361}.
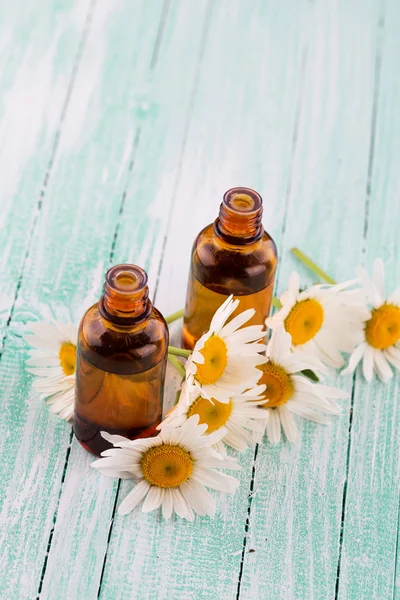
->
{"left": 257, "top": 326, "right": 348, "bottom": 444}
{"left": 160, "top": 382, "right": 268, "bottom": 454}
{"left": 186, "top": 295, "right": 267, "bottom": 403}
{"left": 342, "top": 258, "right": 400, "bottom": 382}
{"left": 267, "top": 271, "right": 365, "bottom": 370}
{"left": 91, "top": 416, "right": 240, "bottom": 520}
{"left": 24, "top": 317, "right": 78, "bottom": 421}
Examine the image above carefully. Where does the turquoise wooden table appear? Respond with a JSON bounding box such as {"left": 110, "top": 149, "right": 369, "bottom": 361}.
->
{"left": 1, "top": 1, "right": 399, "bottom": 598}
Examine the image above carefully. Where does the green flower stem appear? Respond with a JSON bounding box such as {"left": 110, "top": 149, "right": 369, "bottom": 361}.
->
{"left": 290, "top": 247, "right": 336, "bottom": 284}
{"left": 271, "top": 296, "right": 282, "bottom": 309}
{"left": 168, "top": 354, "right": 186, "bottom": 379}
{"left": 165, "top": 308, "right": 185, "bottom": 324}
{"left": 168, "top": 345, "right": 191, "bottom": 358}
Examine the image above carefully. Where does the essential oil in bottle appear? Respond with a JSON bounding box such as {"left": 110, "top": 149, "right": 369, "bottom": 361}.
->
{"left": 182, "top": 187, "right": 278, "bottom": 350}
{"left": 73, "top": 264, "right": 169, "bottom": 456}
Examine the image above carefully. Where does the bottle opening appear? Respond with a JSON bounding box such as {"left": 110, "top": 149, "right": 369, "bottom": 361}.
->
{"left": 107, "top": 265, "right": 148, "bottom": 295}
{"left": 224, "top": 189, "right": 262, "bottom": 214}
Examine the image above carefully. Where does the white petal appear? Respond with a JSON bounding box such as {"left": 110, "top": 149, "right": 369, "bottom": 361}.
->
{"left": 220, "top": 309, "right": 256, "bottom": 337}
{"left": 180, "top": 480, "right": 216, "bottom": 517}
{"left": 47, "top": 388, "right": 75, "bottom": 421}
{"left": 118, "top": 480, "right": 150, "bottom": 515}
{"left": 26, "top": 356, "right": 60, "bottom": 367}
{"left": 266, "top": 409, "right": 281, "bottom": 444}
{"left": 27, "top": 366, "right": 64, "bottom": 377}
{"left": 372, "top": 258, "right": 385, "bottom": 303}
{"left": 229, "top": 326, "right": 267, "bottom": 344}
{"left": 313, "top": 334, "right": 345, "bottom": 368}
{"left": 342, "top": 343, "right": 367, "bottom": 376}
{"left": 278, "top": 405, "right": 299, "bottom": 443}
{"left": 287, "top": 271, "right": 300, "bottom": 297}
{"left": 362, "top": 345, "right": 374, "bottom": 382}
{"left": 311, "top": 384, "right": 349, "bottom": 400}
{"left": 161, "top": 489, "right": 173, "bottom": 519}
{"left": 192, "top": 468, "right": 239, "bottom": 493}
{"left": 24, "top": 334, "right": 62, "bottom": 353}
{"left": 267, "top": 326, "right": 292, "bottom": 362}
{"left": 209, "top": 296, "right": 238, "bottom": 333}
{"left": 389, "top": 286, "right": 400, "bottom": 304}
{"left": 384, "top": 347, "right": 400, "bottom": 370}
{"left": 101, "top": 431, "right": 131, "bottom": 445}
{"left": 142, "top": 486, "right": 163, "bottom": 513}
{"left": 356, "top": 265, "right": 382, "bottom": 308}
{"left": 171, "top": 488, "right": 193, "bottom": 521}
{"left": 373, "top": 350, "right": 393, "bottom": 383}
{"left": 287, "top": 403, "right": 330, "bottom": 424}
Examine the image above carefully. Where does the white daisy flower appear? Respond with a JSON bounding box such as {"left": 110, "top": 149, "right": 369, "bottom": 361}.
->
{"left": 186, "top": 295, "right": 267, "bottom": 403}
{"left": 24, "top": 316, "right": 78, "bottom": 421}
{"left": 266, "top": 271, "right": 366, "bottom": 370}
{"left": 91, "top": 416, "right": 240, "bottom": 520}
{"left": 342, "top": 258, "right": 400, "bottom": 382}
{"left": 160, "top": 382, "right": 268, "bottom": 454}
{"left": 257, "top": 326, "right": 348, "bottom": 444}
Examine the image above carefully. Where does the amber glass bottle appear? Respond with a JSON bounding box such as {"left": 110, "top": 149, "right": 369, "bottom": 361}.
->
{"left": 73, "top": 264, "right": 169, "bottom": 456}
{"left": 182, "top": 187, "right": 278, "bottom": 350}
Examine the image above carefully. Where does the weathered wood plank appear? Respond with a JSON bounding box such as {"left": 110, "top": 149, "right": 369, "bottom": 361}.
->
{"left": 99, "top": 1, "right": 311, "bottom": 598}
{"left": 338, "top": 0, "right": 400, "bottom": 596}
{"left": 0, "top": 2, "right": 166, "bottom": 598}
{"left": 0, "top": 0, "right": 91, "bottom": 336}
{"left": 239, "top": 1, "right": 382, "bottom": 598}
{"left": 39, "top": 3, "right": 214, "bottom": 599}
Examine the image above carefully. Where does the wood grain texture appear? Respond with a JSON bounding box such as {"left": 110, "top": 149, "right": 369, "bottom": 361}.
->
{"left": 0, "top": 1, "right": 399, "bottom": 599}
{"left": 0, "top": 1, "right": 94, "bottom": 597}
{"left": 238, "top": 1, "right": 385, "bottom": 598}
{"left": 338, "top": 0, "right": 400, "bottom": 597}
{"left": 0, "top": 0, "right": 91, "bottom": 335}
{"left": 0, "top": 1, "right": 165, "bottom": 597}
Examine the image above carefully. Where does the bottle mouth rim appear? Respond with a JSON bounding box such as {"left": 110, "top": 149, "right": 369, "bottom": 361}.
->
{"left": 223, "top": 187, "right": 263, "bottom": 215}
{"left": 105, "top": 264, "right": 148, "bottom": 295}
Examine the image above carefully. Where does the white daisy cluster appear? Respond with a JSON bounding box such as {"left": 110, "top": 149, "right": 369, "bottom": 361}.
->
{"left": 24, "top": 257, "right": 399, "bottom": 520}
{"left": 93, "top": 293, "right": 351, "bottom": 518}
{"left": 270, "top": 258, "right": 400, "bottom": 383}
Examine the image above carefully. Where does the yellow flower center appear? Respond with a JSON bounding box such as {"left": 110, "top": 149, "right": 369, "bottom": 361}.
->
{"left": 284, "top": 299, "right": 324, "bottom": 346}
{"left": 365, "top": 304, "right": 400, "bottom": 350}
{"left": 187, "top": 396, "right": 233, "bottom": 433}
{"left": 141, "top": 444, "right": 193, "bottom": 488}
{"left": 59, "top": 342, "right": 77, "bottom": 376}
{"left": 194, "top": 335, "right": 228, "bottom": 386}
{"left": 257, "top": 362, "right": 294, "bottom": 408}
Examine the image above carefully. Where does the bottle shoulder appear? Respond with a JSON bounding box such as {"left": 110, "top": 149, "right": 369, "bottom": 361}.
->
{"left": 78, "top": 303, "right": 169, "bottom": 374}
{"left": 191, "top": 222, "right": 278, "bottom": 293}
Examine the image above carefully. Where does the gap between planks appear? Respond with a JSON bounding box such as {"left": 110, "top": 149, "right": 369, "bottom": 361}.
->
{"left": 0, "top": 0, "right": 97, "bottom": 366}
{"left": 334, "top": 4, "right": 385, "bottom": 596}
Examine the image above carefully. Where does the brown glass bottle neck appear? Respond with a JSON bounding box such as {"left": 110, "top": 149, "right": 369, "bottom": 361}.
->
{"left": 216, "top": 188, "right": 264, "bottom": 242}
{"left": 101, "top": 286, "right": 151, "bottom": 323}
{"left": 99, "top": 265, "right": 152, "bottom": 325}
{"left": 217, "top": 205, "right": 263, "bottom": 240}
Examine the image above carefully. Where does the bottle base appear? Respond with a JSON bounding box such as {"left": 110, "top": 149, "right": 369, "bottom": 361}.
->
{"left": 73, "top": 411, "right": 161, "bottom": 457}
